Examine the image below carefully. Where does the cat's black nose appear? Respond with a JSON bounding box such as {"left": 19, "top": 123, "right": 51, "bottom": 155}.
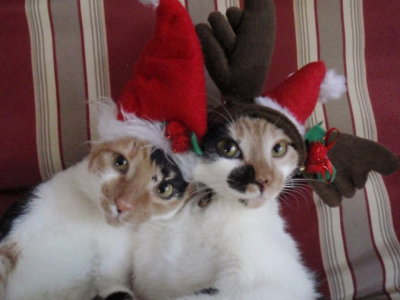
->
{"left": 227, "top": 164, "right": 256, "bottom": 192}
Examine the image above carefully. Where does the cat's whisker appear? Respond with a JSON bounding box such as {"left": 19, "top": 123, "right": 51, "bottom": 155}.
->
{"left": 206, "top": 97, "right": 235, "bottom": 125}
{"left": 279, "top": 191, "right": 305, "bottom": 210}
{"left": 206, "top": 93, "right": 223, "bottom": 106}
{"left": 282, "top": 186, "right": 316, "bottom": 210}
{"left": 190, "top": 187, "right": 215, "bottom": 196}
{"left": 284, "top": 184, "right": 310, "bottom": 192}
{"left": 281, "top": 185, "right": 311, "bottom": 201}
{"left": 208, "top": 107, "right": 235, "bottom": 127}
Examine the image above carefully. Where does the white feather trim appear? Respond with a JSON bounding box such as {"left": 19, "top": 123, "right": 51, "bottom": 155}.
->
{"left": 319, "top": 70, "right": 347, "bottom": 104}
{"left": 92, "top": 98, "right": 197, "bottom": 181}
{"left": 94, "top": 98, "right": 169, "bottom": 152}
{"left": 138, "top": 0, "right": 159, "bottom": 7}
{"left": 255, "top": 96, "right": 305, "bottom": 135}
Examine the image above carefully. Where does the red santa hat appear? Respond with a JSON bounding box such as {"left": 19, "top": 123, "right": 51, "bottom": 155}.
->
{"left": 97, "top": 0, "right": 206, "bottom": 161}
{"left": 255, "top": 61, "right": 346, "bottom": 135}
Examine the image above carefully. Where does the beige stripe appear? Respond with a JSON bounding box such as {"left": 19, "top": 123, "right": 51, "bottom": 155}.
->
{"left": 315, "top": 197, "right": 354, "bottom": 299}
{"left": 188, "top": 0, "right": 215, "bottom": 24}
{"left": 216, "top": 0, "right": 239, "bottom": 13}
{"left": 25, "top": 0, "right": 63, "bottom": 180}
{"left": 342, "top": 0, "right": 376, "bottom": 140}
{"left": 316, "top": 1, "right": 353, "bottom": 134}
{"left": 292, "top": 0, "right": 324, "bottom": 129}
{"left": 293, "top": 1, "right": 354, "bottom": 298}
{"left": 178, "top": 0, "right": 185, "bottom": 7}
{"left": 341, "top": 190, "right": 385, "bottom": 297}
{"left": 343, "top": 1, "right": 400, "bottom": 297}
{"left": 366, "top": 174, "right": 400, "bottom": 298}
{"left": 50, "top": 0, "right": 89, "bottom": 167}
{"left": 80, "top": 0, "right": 111, "bottom": 141}
{"left": 317, "top": 1, "right": 386, "bottom": 297}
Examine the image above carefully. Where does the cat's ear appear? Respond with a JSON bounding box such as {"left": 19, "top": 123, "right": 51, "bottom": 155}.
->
{"left": 195, "top": 0, "right": 275, "bottom": 105}
{"left": 305, "top": 133, "right": 399, "bottom": 207}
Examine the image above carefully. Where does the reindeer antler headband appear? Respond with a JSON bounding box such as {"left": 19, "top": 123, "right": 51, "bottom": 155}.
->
{"left": 196, "top": 0, "right": 399, "bottom": 206}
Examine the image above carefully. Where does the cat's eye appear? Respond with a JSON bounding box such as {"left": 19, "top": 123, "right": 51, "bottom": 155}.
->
{"left": 217, "top": 139, "right": 241, "bottom": 159}
{"left": 155, "top": 182, "right": 175, "bottom": 199}
{"left": 272, "top": 141, "right": 288, "bottom": 157}
{"left": 112, "top": 153, "right": 129, "bottom": 174}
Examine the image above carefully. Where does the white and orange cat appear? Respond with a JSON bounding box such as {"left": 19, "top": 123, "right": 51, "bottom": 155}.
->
{"left": 131, "top": 115, "right": 317, "bottom": 300}
{"left": 0, "top": 137, "right": 190, "bottom": 300}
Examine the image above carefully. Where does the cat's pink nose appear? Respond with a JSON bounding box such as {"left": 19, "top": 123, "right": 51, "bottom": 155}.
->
{"left": 116, "top": 197, "right": 133, "bottom": 213}
{"left": 256, "top": 177, "right": 271, "bottom": 193}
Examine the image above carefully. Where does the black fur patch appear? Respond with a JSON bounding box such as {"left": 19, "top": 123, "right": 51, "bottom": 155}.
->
{"left": 227, "top": 165, "right": 256, "bottom": 193}
{"left": 197, "top": 185, "right": 215, "bottom": 208}
{"left": 150, "top": 148, "right": 188, "bottom": 198}
{"left": 104, "top": 292, "right": 133, "bottom": 300}
{"left": 0, "top": 190, "right": 34, "bottom": 241}
{"left": 195, "top": 287, "right": 219, "bottom": 296}
{"left": 200, "top": 123, "right": 233, "bottom": 161}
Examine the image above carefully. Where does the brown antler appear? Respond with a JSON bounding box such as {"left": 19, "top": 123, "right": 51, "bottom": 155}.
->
{"left": 307, "top": 133, "right": 399, "bottom": 207}
{"left": 195, "top": 0, "right": 275, "bottom": 105}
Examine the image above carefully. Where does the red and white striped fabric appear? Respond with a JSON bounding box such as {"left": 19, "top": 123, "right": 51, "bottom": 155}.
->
{"left": 268, "top": 1, "right": 400, "bottom": 299}
{"left": 0, "top": 1, "right": 399, "bottom": 299}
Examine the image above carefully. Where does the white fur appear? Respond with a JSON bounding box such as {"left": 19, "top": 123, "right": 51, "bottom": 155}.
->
{"left": 319, "top": 69, "right": 347, "bottom": 103}
{"left": 94, "top": 98, "right": 198, "bottom": 181}
{"left": 0, "top": 160, "right": 134, "bottom": 300}
{"left": 132, "top": 191, "right": 317, "bottom": 300}
{"left": 131, "top": 121, "right": 318, "bottom": 300}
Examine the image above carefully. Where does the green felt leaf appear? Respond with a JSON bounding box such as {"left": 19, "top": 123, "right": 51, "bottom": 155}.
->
{"left": 305, "top": 122, "right": 326, "bottom": 143}
{"left": 191, "top": 132, "right": 203, "bottom": 156}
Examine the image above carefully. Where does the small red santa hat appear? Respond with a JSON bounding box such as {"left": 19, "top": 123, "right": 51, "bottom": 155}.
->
{"left": 255, "top": 61, "right": 346, "bottom": 135}
{"left": 97, "top": 0, "right": 206, "bottom": 159}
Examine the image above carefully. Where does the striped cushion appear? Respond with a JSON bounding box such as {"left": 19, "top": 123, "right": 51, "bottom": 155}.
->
{"left": 268, "top": 1, "right": 400, "bottom": 298}
{"left": 0, "top": 0, "right": 399, "bottom": 299}
{"left": 0, "top": 0, "right": 154, "bottom": 189}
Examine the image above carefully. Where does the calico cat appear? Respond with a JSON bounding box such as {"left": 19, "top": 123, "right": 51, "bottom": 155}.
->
{"left": 0, "top": 137, "right": 189, "bottom": 300}
{"left": 131, "top": 114, "right": 317, "bottom": 300}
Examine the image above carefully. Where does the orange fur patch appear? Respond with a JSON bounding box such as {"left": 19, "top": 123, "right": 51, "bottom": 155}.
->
{"left": 88, "top": 137, "right": 189, "bottom": 225}
{"left": 0, "top": 243, "right": 18, "bottom": 283}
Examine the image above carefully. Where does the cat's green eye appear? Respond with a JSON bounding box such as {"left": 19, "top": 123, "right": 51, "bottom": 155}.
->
{"left": 217, "top": 139, "right": 241, "bottom": 159}
{"left": 112, "top": 153, "right": 129, "bottom": 174}
{"left": 272, "top": 141, "right": 288, "bottom": 157}
{"left": 156, "top": 182, "right": 175, "bottom": 199}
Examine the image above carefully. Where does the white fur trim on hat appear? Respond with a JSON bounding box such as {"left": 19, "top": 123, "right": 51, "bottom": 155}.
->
{"left": 254, "top": 96, "right": 306, "bottom": 136}
{"left": 92, "top": 98, "right": 197, "bottom": 181}
{"left": 319, "top": 69, "right": 346, "bottom": 104}
{"left": 94, "top": 98, "right": 169, "bottom": 151}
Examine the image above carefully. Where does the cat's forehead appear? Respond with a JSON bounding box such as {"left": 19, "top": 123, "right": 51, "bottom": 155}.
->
{"left": 228, "top": 117, "right": 291, "bottom": 143}
{"left": 92, "top": 137, "right": 152, "bottom": 159}
{"left": 150, "top": 149, "right": 181, "bottom": 179}
{"left": 89, "top": 137, "right": 151, "bottom": 172}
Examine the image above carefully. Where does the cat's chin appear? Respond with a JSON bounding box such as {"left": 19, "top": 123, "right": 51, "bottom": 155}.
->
{"left": 103, "top": 203, "right": 136, "bottom": 227}
{"left": 238, "top": 196, "right": 266, "bottom": 209}
{"left": 236, "top": 189, "right": 280, "bottom": 209}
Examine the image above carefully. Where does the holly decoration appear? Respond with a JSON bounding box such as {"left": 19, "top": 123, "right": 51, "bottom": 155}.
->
{"left": 165, "top": 121, "right": 203, "bottom": 155}
{"left": 304, "top": 123, "right": 339, "bottom": 183}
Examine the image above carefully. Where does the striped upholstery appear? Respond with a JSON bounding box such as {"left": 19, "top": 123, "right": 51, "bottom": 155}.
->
{"left": 0, "top": 0, "right": 399, "bottom": 299}
{"left": 269, "top": 1, "right": 400, "bottom": 299}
